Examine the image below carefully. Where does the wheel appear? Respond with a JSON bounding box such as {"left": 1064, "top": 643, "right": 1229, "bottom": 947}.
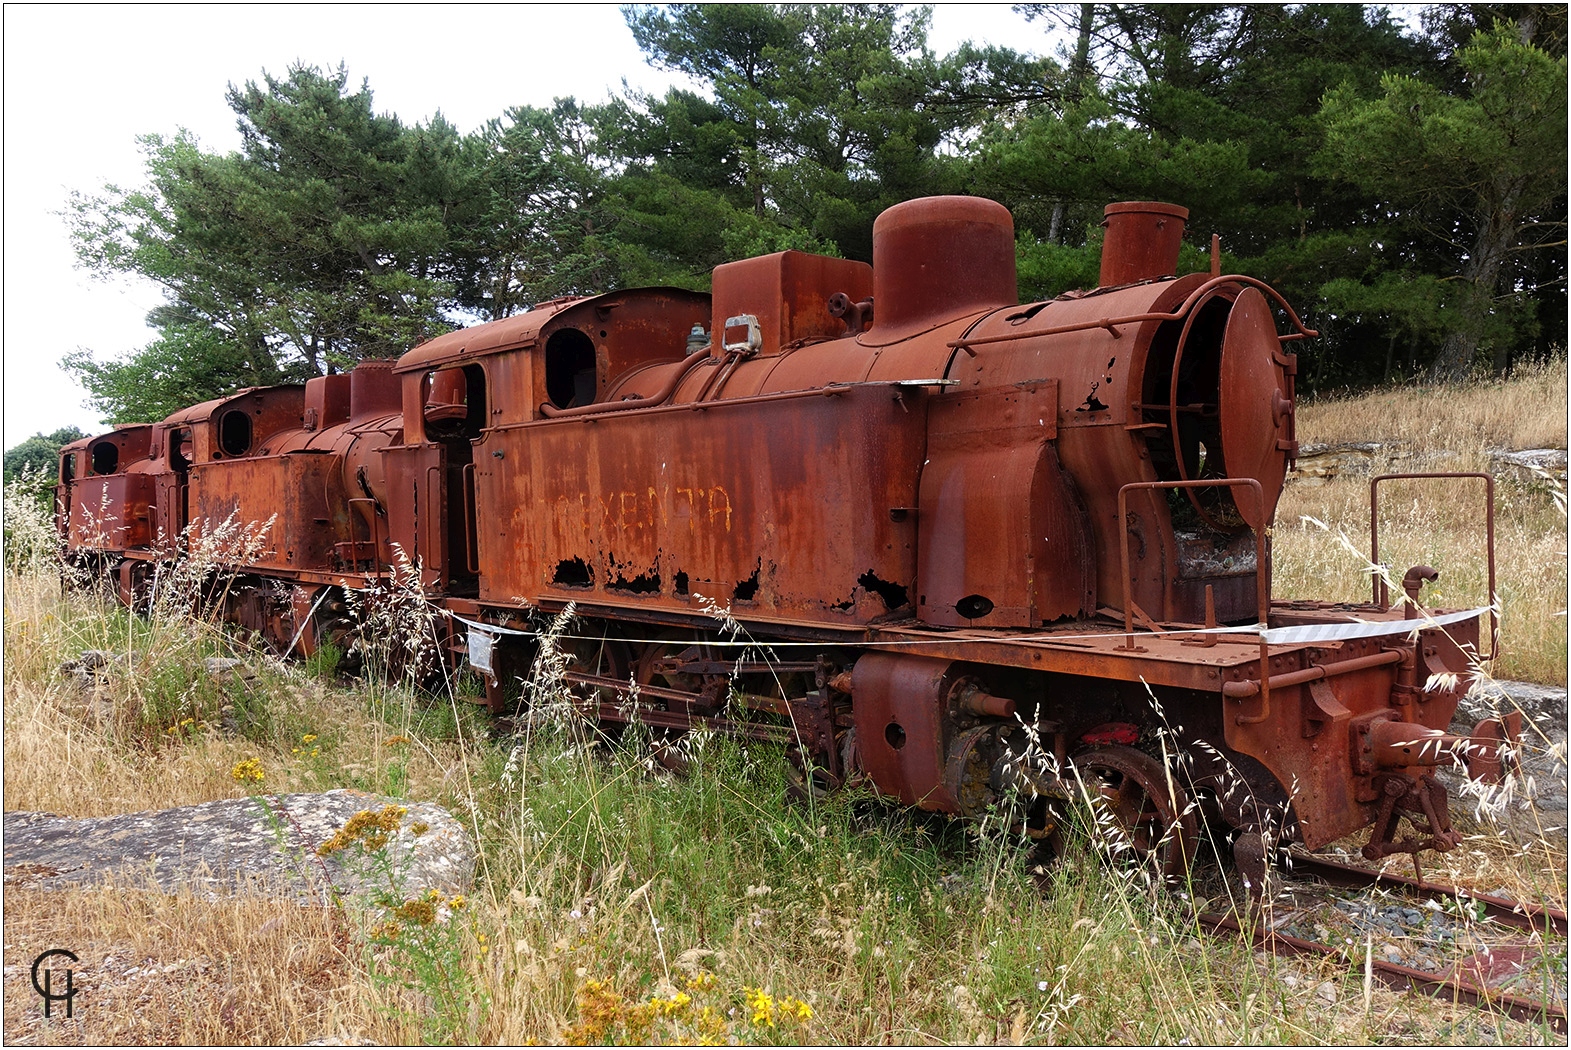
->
{"left": 1072, "top": 744, "right": 1198, "bottom": 888}
{"left": 554, "top": 630, "right": 634, "bottom": 739}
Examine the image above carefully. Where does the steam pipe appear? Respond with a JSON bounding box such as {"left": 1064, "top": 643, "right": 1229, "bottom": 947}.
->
{"left": 540, "top": 351, "right": 709, "bottom": 419}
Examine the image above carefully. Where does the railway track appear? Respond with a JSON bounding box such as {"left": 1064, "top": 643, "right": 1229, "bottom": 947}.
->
{"left": 1197, "top": 850, "right": 1567, "bottom": 1034}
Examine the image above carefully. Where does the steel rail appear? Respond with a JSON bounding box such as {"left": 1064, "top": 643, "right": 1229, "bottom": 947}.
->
{"left": 1286, "top": 850, "right": 1567, "bottom": 937}
{"left": 1198, "top": 911, "right": 1566, "bottom": 1035}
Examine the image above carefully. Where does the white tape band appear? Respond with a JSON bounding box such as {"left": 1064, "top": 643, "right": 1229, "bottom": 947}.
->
{"left": 1260, "top": 607, "right": 1488, "bottom": 646}
{"left": 443, "top": 602, "right": 1488, "bottom": 651}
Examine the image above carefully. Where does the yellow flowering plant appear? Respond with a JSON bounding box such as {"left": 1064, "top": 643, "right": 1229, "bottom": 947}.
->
{"left": 563, "top": 972, "right": 812, "bottom": 1045}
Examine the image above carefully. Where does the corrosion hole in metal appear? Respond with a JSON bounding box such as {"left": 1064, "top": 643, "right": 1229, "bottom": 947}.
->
{"left": 553, "top": 558, "right": 593, "bottom": 588}
{"left": 857, "top": 570, "right": 909, "bottom": 611}
{"left": 673, "top": 571, "right": 689, "bottom": 597}
{"left": 608, "top": 568, "right": 661, "bottom": 595}
{"left": 1077, "top": 388, "right": 1109, "bottom": 413}
{"left": 956, "top": 594, "right": 994, "bottom": 619}
{"left": 885, "top": 722, "right": 907, "bottom": 750}
{"left": 733, "top": 564, "right": 761, "bottom": 602}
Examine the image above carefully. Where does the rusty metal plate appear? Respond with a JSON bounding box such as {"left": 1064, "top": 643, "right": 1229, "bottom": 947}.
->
{"left": 1218, "top": 287, "right": 1289, "bottom": 528}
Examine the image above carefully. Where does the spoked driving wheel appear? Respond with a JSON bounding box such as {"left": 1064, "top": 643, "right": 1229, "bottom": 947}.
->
{"left": 553, "top": 630, "right": 635, "bottom": 742}
{"left": 1073, "top": 744, "right": 1198, "bottom": 888}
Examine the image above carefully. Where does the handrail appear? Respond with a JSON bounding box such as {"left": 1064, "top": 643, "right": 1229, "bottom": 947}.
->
{"left": 347, "top": 497, "right": 382, "bottom": 573}
{"left": 539, "top": 351, "right": 710, "bottom": 419}
{"left": 946, "top": 275, "right": 1319, "bottom": 351}
{"left": 1370, "top": 472, "right": 1497, "bottom": 661}
{"left": 1117, "top": 477, "right": 1268, "bottom": 642}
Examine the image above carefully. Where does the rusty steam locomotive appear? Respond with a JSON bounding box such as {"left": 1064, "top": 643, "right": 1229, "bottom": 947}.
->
{"left": 59, "top": 196, "right": 1512, "bottom": 883}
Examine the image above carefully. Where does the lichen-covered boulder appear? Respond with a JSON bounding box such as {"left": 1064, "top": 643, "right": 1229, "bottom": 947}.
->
{"left": 3, "top": 789, "right": 474, "bottom": 906}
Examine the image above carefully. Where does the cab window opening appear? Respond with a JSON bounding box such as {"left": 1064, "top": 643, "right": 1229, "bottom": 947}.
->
{"left": 219, "top": 410, "right": 253, "bottom": 457}
{"left": 91, "top": 442, "right": 119, "bottom": 475}
{"left": 545, "top": 328, "right": 598, "bottom": 409}
{"left": 61, "top": 452, "right": 76, "bottom": 483}
{"left": 170, "top": 430, "right": 192, "bottom": 472}
{"left": 422, "top": 364, "right": 488, "bottom": 441}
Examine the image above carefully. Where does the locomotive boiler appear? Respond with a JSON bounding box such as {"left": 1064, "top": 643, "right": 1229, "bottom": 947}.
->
{"left": 59, "top": 195, "right": 1513, "bottom": 885}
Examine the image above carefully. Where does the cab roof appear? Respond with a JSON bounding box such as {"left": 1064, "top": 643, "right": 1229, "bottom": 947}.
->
{"left": 395, "top": 288, "right": 709, "bottom": 374}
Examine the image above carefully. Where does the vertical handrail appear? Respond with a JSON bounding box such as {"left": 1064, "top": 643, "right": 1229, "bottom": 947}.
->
{"left": 1370, "top": 472, "right": 1497, "bottom": 661}
{"left": 462, "top": 462, "right": 479, "bottom": 575}
{"left": 348, "top": 497, "right": 382, "bottom": 574}
{"left": 1116, "top": 477, "right": 1268, "bottom": 641}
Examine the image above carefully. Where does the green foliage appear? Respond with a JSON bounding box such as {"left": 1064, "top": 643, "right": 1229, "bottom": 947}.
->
{"left": 621, "top": 4, "right": 963, "bottom": 261}
{"left": 63, "top": 323, "right": 261, "bottom": 425}
{"left": 1317, "top": 21, "right": 1568, "bottom": 379}
{"left": 66, "top": 64, "right": 480, "bottom": 420}
{"left": 4, "top": 427, "right": 82, "bottom": 487}
{"left": 58, "top": 5, "right": 1570, "bottom": 399}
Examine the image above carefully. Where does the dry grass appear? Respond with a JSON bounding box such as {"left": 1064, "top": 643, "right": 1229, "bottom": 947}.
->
{"left": 1276, "top": 358, "right": 1568, "bottom": 685}
{"left": 1297, "top": 356, "right": 1567, "bottom": 452}
{"left": 2, "top": 883, "right": 379, "bottom": 1045}
{"left": 2, "top": 571, "right": 478, "bottom": 818}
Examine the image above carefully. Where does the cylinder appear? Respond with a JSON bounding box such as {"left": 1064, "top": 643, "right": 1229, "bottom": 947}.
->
{"left": 871, "top": 196, "right": 1017, "bottom": 337}
{"left": 1099, "top": 201, "right": 1189, "bottom": 287}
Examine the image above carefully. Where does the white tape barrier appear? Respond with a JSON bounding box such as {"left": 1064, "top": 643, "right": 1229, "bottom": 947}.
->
{"left": 446, "top": 606, "right": 1489, "bottom": 652}
{"left": 1259, "top": 606, "right": 1489, "bottom": 646}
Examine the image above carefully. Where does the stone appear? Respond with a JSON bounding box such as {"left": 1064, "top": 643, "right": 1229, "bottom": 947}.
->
{"left": 2, "top": 789, "right": 473, "bottom": 907}
{"left": 1314, "top": 980, "right": 1337, "bottom": 1003}
{"left": 1440, "top": 679, "right": 1568, "bottom": 845}
{"left": 1488, "top": 448, "right": 1568, "bottom": 485}
{"left": 1289, "top": 442, "right": 1412, "bottom": 486}
{"left": 202, "top": 656, "right": 254, "bottom": 679}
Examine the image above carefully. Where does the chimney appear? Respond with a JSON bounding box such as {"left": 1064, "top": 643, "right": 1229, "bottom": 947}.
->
{"left": 1099, "top": 202, "right": 1188, "bottom": 287}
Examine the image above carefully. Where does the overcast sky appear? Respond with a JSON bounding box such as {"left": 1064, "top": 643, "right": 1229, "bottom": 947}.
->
{"left": 2, "top": 3, "right": 1056, "bottom": 447}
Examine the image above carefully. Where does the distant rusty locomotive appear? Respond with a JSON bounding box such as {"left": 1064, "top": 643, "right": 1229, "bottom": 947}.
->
{"left": 60, "top": 196, "right": 1514, "bottom": 883}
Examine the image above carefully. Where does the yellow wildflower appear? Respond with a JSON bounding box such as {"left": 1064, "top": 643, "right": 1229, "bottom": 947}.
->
{"left": 743, "top": 987, "right": 775, "bottom": 1027}
{"left": 686, "top": 971, "right": 717, "bottom": 993}
{"left": 316, "top": 804, "right": 408, "bottom": 856}
{"left": 779, "top": 995, "right": 812, "bottom": 1022}
{"left": 230, "top": 757, "right": 265, "bottom": 784}
{"left": 301, "top": 733, "right": 317, "bottom": 743}
{"left": 448, "top": 894, "right": 466, "bottom": 910}
{"left": 696, "top": 1006, "right": 727, "bottom": 1043}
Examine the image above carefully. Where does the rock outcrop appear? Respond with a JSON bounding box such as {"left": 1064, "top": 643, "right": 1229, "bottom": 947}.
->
{"left": 3, "top": 789, "right": 474, "bottom": 906}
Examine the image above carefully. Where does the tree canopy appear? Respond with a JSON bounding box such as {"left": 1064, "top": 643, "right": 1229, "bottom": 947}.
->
{"left": 4, "top": 426, "right": 85, "bottom": 487}
{"left": 62, "top": 4, "right": 1568, "bottom": 425}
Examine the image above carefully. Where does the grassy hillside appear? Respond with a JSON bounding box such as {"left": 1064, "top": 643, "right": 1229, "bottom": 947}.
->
{"left": 1276, "top": 357, "right": 1567, "bottom": 685}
